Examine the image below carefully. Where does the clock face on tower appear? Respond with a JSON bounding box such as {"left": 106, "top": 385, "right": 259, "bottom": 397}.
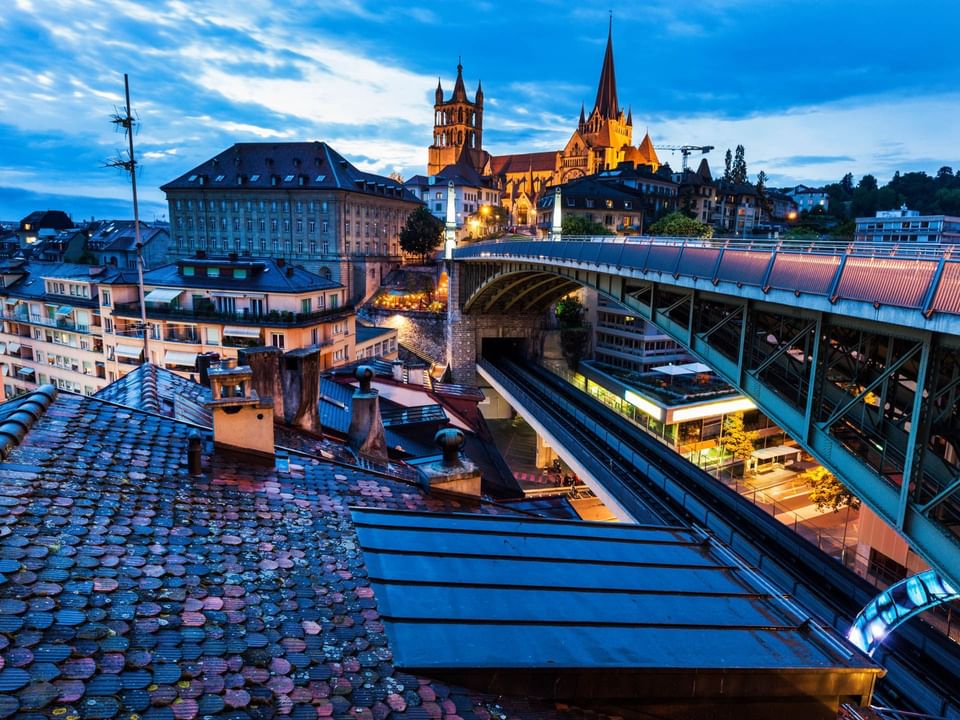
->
{"left": 562, "top": 168, "right": 585, "bottom": 182}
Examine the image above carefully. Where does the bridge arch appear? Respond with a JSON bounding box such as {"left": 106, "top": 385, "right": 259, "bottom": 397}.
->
{"left": 452, "top": 240, "right": 960, "bottom": 590}
{"left": 848, "top": 569, "right": 959, "bottom": 656}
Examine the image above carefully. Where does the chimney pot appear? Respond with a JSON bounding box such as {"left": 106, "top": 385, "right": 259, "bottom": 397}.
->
{"left": 188, "top": 430, "right": 203, "bottom": 476}
{"left": 355, "top": 365, "right": 374, "bottom": 393}
{"left": 435, "top": 428, "right": 465, "bottom": 467}
{"left": 277, "top": 258, "right": 285, "bottom": 268}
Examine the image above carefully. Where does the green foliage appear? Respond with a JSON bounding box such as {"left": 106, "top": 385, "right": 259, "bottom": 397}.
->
{"left": 562, "top": 215, "right": 613, "bottom": 236}
{"left": 399, "top": 206, "right": 444, "bottom": 260}
{"left": 802, "top": 466, "right": 861, "bottom": 512}
{"left": 722, "top": 412, "right": 757, "bottom": 476}
{"left": 731, "top": 145, "right": 748, "bottom": 184}
{"left": 554, "top": 295, "right": 584, "bottom": 328}
{"left": 647, "top": 211, "right": 714, "bottom": 238}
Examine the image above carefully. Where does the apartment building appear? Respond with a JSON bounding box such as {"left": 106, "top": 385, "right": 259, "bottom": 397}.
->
{"left": 0, "top": 260, "right": 115, "bottom": 399}
{"left": 101, "top": 254, "right": 357, "bottom": 378}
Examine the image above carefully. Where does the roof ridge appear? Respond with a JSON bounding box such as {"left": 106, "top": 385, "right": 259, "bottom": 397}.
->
{"left": 0, "top": 384, "right": 58, "bottom": 460}
{"left": 141, "top": 363, "right": 161, "bottom": 414}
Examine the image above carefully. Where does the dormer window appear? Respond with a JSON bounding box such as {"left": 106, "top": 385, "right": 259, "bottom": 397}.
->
{"left": 234, "top": 268, "right": 247, "bottom": 279}
{"left": 182, "top": 265, "right": 195, "bottom": 277}
{"left": 207, "top": 267, "right": 220, "bottom": 278}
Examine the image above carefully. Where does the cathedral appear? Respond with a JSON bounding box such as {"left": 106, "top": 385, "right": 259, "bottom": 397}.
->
{"left": 427, "top": 22, "right": 661, "bottom": 227}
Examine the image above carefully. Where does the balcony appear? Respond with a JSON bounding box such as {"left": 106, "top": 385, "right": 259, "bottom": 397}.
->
{"left": 112, "top": 302, "right": 353, "bottom": 327}
{"left": 0, "top": 311, "right": 96, "bottom": 335}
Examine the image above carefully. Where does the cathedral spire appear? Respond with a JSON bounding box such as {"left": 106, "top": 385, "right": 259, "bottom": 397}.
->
{"left": 626, "top": 106, "right": 633, "bottom": 126}
{"left": 578, "top": 103, "right": 586, "bottom": 130}
{"left": 592, "top": 15, "right": 619, "bottom": 119}
{"left": 435, "top": 77, "right": 443, "bottom": 104}
{"left": 452, "top": 57, "right": 468, "bottom": 101}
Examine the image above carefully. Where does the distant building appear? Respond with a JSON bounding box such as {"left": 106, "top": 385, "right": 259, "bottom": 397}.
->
{"left": 675, "top": 159, "right": 717, "bottom": 224}
{"left": 86, "top": 220, "right": 171, "bottom": 269}
{"left": 712, "top": 179, "right": 760, "bottom": 236}
{"left": 765, "top": 190, "right": 799, "bottom": 223}
{"left": 32, "top": 228, "right": 87, "bottom": 263}
{"left": 17, "top": 210, "right": 73, "bottom": 247}
{"left": 102, "top": 254, "right": 357, "bottom": 378}
{"left": 161, "top": 142, "right": 421, "bottom": 304}
{"left": 785, "top": 184, "right": 829, "bottom": 213}
{"left": 854, "top": 206, "right": 960, "bottom": 244}
{"left": 587, "top": 293, "right": 692, "bottom": 372}
{"left": 404, "top": 151, "right": 502, "bottom": 240}
{"left": 355, "top": 324, "right": 399, "bottom": 361}
{"left": 536, "top": 173, "right": 669, "bottom": 235}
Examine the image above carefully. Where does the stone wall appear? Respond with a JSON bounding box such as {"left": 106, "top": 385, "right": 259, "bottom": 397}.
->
{"left": 360, "top": 308, "right": 447, "bottom": 364}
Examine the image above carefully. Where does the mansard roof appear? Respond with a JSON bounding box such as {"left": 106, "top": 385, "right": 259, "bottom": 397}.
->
{"left": 161, "top": 142, "right": 419, "bottom": 203}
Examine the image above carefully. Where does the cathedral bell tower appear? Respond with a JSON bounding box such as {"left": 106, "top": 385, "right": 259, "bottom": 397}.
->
{"left": 428, "top": 60, "right": 485, "bottom": 176}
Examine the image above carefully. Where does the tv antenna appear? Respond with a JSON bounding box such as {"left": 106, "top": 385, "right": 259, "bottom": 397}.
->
{"left": 106, "top": 73, "right": 149, "bottom": 362}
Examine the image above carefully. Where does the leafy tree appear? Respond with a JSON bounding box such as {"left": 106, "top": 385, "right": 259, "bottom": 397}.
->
{"left": 801, "top": 466, "right": 861, "bottom": 512}
{"left": 723, "top": 148, "right": 733, "bottom": 182}
{"left": 554, "top": 295, "right": 585, "bottom": 328}
{"left": 647, "top": 211, "right": 713, "bottom": 238}
{"left": 937, "top": 166, "right": 954, "bottom": 181}
{"left": 935, "top": 188, "right": 960, "bottom": 215}
{"left": 858, "top": 174, "right": 878, "bottom": 192}
{"left": 399, "top": 206, "right": 443, "bottom": 262}
{"left": 722, "top": 412, "right": 757, "bottom": 476}
{"left": 562, "top": 215, "right": 613, "bottom": 236}
{"left": 840, "top": 172, "right": 855, "bottom": 195}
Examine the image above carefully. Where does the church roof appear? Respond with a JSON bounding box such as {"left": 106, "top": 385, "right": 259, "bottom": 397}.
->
{"left": 636, "top": 132, "right": 661, "bottom": 167}
{"left": 593, "top": 20, "right": 619, "bottom": 119}
{"left": 489, "top": 151, "right": 557, "bottom": 175}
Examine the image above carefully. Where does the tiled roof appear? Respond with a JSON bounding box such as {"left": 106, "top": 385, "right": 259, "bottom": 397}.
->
{"left": 87, "top": 221, "right": 169, "bottom": 253}
{"left": 488, "top": 151, "right": 557, "bottom": 176}
{"left": 160, "top": 142, "right": 421, "bottom": 204}
{"left": 0, "top": 384, "right": 56, "bottom": 459}
{"left": 355, "top": 325, "right": 395, "bottom": 344}
{"left": 1, "top": 389, "right": 614, "bottom": 720}
{"left": 94, "top": 364, "right": 212, "bottom": 425}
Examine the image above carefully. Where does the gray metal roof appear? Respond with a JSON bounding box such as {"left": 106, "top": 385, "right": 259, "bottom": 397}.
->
{"left": 354, "top": 508, "right": 879, "bottom": 701}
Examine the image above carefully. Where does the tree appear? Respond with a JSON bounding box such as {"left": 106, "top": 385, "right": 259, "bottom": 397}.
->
{"left": 399, "top": 206, "right": 443, "bottom": 262}
{"left": 756, "top": 170, "right": 768, "bottom": 194}
{"left": 840, "top": 172, "right": 855, "bottom": 195}
{"left": 722, "top": 412, "right": 757, "bottom": 476}
{"left": 731, "top": 145, "right": 748, "bottom": 185}
{"left": 554, "top": 295, "right": 584, "bottom": 328}
{"left": 723, "top": 148, "right": 733, "bottom": 181}
{"left": 858, "top": 174, "right": 878, "bottom": 192}
{"left": 647, "top": 211, "right": 713, "bottom": 238}
{"left": 801, "top": 466, "right": 860, "bottom": 512}
{"left": 562, "top": 215, "right": 613, "bottom": 236}
{"left": 554, "top": 295, "right": 589, "bottom": 370}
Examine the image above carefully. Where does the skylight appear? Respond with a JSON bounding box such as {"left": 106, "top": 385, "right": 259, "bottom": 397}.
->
{"left": 315, "top": 175, "right": 326, "bottom": 182}
{"left": 284, "top": 174, "right": 295, "bottom": 182}
{"left": 250, "top": 174, "right": 260, "bottom": 182}
{"left": 187, "top": 175, "right": 198, "bottom": 182}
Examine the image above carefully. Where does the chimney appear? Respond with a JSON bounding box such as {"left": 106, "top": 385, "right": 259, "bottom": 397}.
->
{"left": 417, "top": 428, "right": 481, "bottom": 498}
{"left": 276, "top": 258, "right": 285, "bottom": 268}
{"left": 391, "top": 360, "right": 404, "bottom": 382}
{"left": 347, "top": 366, "right": 387, "bottom": 459}
{"left": 239, "top": 346, "right": 285, "bottom": 420}
{"left": 205, "top": 365, "right": 275, "bottom": 459}
{"left": 196, "top": 351, "right": 221, "bottom": 387}
{"left": 280, "top": 347, "right": 320, "bottom": 432}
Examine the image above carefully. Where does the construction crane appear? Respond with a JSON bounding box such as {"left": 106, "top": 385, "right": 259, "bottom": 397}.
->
{"left": 654, "top": 144, "right": 714, "bottom": 171}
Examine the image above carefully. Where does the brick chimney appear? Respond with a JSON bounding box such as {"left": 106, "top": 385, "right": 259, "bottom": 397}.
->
{"left": 347, "top": 366, "right": 387, "bottom": 459}
{"left": 417, "top": 428, "right": 481, "bottom": 498}
{"left": 239, "top": 346, "right": 285, "bottom": 420}
{"left": 205, "top": 365, "right": 274, "bottom": 459}
{"left": 281, "top": 347, "right": 320, "bottom": 432}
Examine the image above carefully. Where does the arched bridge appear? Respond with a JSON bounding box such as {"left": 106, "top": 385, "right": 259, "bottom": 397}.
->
{"left": 450, "top": 237, "right": 960, "bottom": 589}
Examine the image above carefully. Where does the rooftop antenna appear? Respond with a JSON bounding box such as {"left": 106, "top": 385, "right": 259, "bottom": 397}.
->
{"left": 106, "top": 73, "right": 149, "bottom": 362}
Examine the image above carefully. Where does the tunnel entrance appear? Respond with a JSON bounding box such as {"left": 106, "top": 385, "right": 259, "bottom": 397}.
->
{"left": 481, "top": 337, "right": 526, "bottom": 362}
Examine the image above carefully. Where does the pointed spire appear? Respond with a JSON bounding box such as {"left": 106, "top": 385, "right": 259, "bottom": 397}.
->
{"left": 452, "top": 58, "right": 467, "bottom": 101}
{"left": 592, "top": 14, "right": 619, "bottom": 119}
{"left": 626, "top": 106, "right": 633, "bottom": 126}
{"left": 636, "top": 131, "right": 661, "bottom": 170}
{"left": 435, "top": 76, "right": 444, "bottom": 104}
{"left": 578, "top": 103, "right": 586, "bottom": 129}
{"left": 475, "top": 79, "right": 483, "bottom": 105}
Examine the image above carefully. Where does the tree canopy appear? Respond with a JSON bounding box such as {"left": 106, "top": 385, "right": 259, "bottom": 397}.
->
{"left": 399, "top": 206, "right": 444, "bottom": 260}
{"left": 801, "top": 466, "right": 861, "bottom": 513}
{"left": 562, "top": 215, "right": 613, "bottom": 236}
{"left": 722, "top": 412, "right": 757, "bottom": 476}
{"left": 647, "top": 211, "right": 714, "bottom": 238}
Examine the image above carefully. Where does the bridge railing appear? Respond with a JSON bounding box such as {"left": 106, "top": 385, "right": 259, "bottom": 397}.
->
{"left": 472, "top": 234, "right": 958, "bottom": 260}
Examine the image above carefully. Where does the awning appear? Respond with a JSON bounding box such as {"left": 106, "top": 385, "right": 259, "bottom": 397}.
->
{"left": 144, "top": 288, "right": 183, "bottom": 303}
{"left": 115, "top": 344, "right": 143, "bottom": 359}
{"left": 223, "top": 326, "right": 261, "bottom": 338}
{"left": 164, "top": 350, "right": 198, "bottom": 367}
{"left": 7, "top": 342, "right": 20, "bottom": 353}
{"left": 16, "top": 367, "right": 35, "bottom": 378}
{"left": 652, "top": 364, "right": 693, "bottom": 376}
{"left": 55, "top": 306, "right": 72, "bottom": 317}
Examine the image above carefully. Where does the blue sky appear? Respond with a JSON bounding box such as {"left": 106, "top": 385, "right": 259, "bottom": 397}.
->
{"left": 1, "top": 0, "right": 959, "bottom": 222}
